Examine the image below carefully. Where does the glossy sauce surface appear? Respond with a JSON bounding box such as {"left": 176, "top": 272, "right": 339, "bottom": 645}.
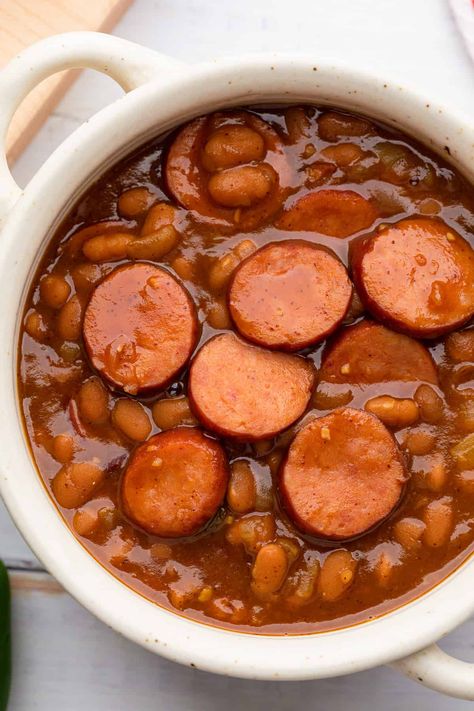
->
{"left": 18, "top": 107, "right": 474, "bottom": 633}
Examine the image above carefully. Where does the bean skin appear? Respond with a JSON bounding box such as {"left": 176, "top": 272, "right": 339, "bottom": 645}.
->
{"left": 227, "top": 460, "right": 256, "bottom": 514}
{"left": 40, "top": 274, "right": 71, "bottom": 309}
{"left": 251, "top": 543, "right": 288, "bottom": 598}
{"left": 201, "top": 125, "right": 265, "bottom": 172}
{"left": 112, "top": 399, "right": 151, "bottom": 442}
{"left": 152, "top": 396, "right": 197, "bottom": 430}
{"left": 208, "top": 165, "right": 276, "bottom": 208}
{"left": 118, "top": 187, "right": 155, "bottom": 218}
{"left": 423, "top": 497, "right": 453, "bottom": 547}
{"left": 365, "top": 395, "right": 419, "bottom": 428}
{"left": 56, "top": 296, "right": 82, "bottom": 341}
{"left": 52, "top": 461, "right": 104, "bottom": 509}
{"left": 318, "top": 551, "right": 356, "bottom": 602}
{"left": 77, "top": 377, "right": 109, "bottom": 425}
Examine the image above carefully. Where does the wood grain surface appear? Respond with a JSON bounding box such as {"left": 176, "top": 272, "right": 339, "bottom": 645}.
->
{"left": 0, "top": 0, "right": 132, "bottom": 162}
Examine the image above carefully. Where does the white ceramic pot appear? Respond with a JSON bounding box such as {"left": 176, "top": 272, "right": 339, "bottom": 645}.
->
{"left": 0, "top": 31, "right": 473, "bottom": 700}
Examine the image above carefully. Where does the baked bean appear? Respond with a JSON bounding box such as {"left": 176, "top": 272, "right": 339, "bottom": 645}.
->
{"left": 445, "top": 329, "right": 474, "bottom": 363}
{"left": 456, "top": 470, "right": 474, "bottom": 495}
{"left": 71, "top": 263, "right": 106, "bottom": 293}
{"left": 51, "top": 433, "right": 74, "bottom": 464}
{"left": 285, "top": 107, "right": 311, "bottom": 143}
{"left": 127, "top": 225, "right": 180, "bottom": 260}
{"left": 208, "top": 165, "right": 276, "bottom": 208}
{"left": 266, "top": 450, "right": 283, "bottom": 477}
{"left": 423, "top": 454, "right": 448, "bottom": 492}
{"left": 77, "top": 377, "right": 109, "bottom": 425}
{"left": 112, "top": 399, "right": 151, "bottom": 442}
{"left": 206, "top": 298, "right": 232, "bottom": 329}
{"left": 255, "top": 481, "right": 274, "bottom": 512}
{"left": 423, "top": 497, "right": 453, "bottom": 547}
{"left": 318, "top": 111, "right": 374, "bottom": 141}
{"left": 40, "top": 274, "right": 71, "bottom": 309}
{"left": 285, "top": 559, "right": 320, "bottom": 607}
{"left": 66, "top": 220, "right": 130, "bottom": 257}
{"left": 208, "top": 239, "right": 257, "bottom": 293}
{"left": 305, "top": 162, "right": 336, "bottom": 186}
{"left": 83, "top": 233, "right": 133, "bottom": 262}
{"left": 374, "top": 550, "right": 396, "bottom": 586}
{"left": 152, "top": 396, "right": 197, "bottom": 430}
{"left": 312, "top": 383, "right": 353, "bottom": 410}
{"left": 227, "top": 460, "right": 256, "bottom": 514}
{"left": 25, "top": 311, "right": 48, "bottom": 341}
{"left": 97, "top": 507, "right": 119, "bottom": 531}
{"left": 278, "top": 538, "right": 300, "bottom": 566}
{"left": 201, "top": 125, "right": 265, "bottom": 171}
{"left": 451, "top": 433, "right": 474, "bottom": 470}
{"left": 365, "top": 395, "right": 419, "bottom": 428}
{"left": 404, "top": 427, "right": 436, "bottom": 456}
{"left": 56, "top": 295, "right": 82, "bottom": 341}
{"left": 141, "top": 202, "right": 177, "bottom": 236}
{"left": 208, "top": 252, "right": 239, "bottom": 293}
{"left": 393, "top": 517, "right": 425, "bottom": 551}
{"left": 233, "top": 238, "right": 257, "bottom": 260}
{"left": 73, "top": 508, "right": 99, "bottom": 537}
{"left": 251, "top": 543, "right": 288, "bottom": 598}
{"left": 52, "top": 461, "right": 104, "bottom": 508}
{"left": 418, "top": 198, "right": 441, "bottom": 215}
{"left": 118, "top": 187, "right": 155, "bottom": 218}
{"left": 318, "top": 550, "right": 357, "bottom": 602}
{"left": 226, "top": 513, "right": 276, "bottom": 555}
{"left": 171, "top": 256, "right": 194, "bottom": 281}
{"left": 414, "top": 384, "right": 445, "bottom": 424}
{"left": 321, "top": 143, "right": 366, "bottom": 167}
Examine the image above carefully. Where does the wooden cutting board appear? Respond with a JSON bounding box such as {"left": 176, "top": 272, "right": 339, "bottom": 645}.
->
{"left": 0, "top": 0, "right": 132, "bottom": 163}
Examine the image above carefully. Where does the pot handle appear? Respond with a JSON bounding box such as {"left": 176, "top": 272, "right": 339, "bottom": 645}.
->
{"left": 0, "top": 31, "right": 186, "bottom": 225}
{"left": 392, "top": 643, "right": 474, "bottom": 700}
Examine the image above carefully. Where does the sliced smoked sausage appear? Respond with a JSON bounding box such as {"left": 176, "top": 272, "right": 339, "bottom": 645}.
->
{"left": 280, "top": 407, "right": 407, "bottom": 539}
{"left": 83, "top": 263, "right": 198, "bottom": 394}
{"left": 188, "top": 332, "right": 316, "bottom": 440}
{"left": 228, "top": 240, "right": 352, "bottom": 351}
{"left": 319, "top": 320, "right": 438, "bottom": 386}
{"left": 165, "top": 111, "right": 289, "bottom": 230}
{"left": 351, "top": 217, "right": 474, "bottom": 337}
{"left": 122, "top": 428, "right": 229, "bottom": 537}
{"left": 276, "top": 189, "right": 378, "bottom": 238}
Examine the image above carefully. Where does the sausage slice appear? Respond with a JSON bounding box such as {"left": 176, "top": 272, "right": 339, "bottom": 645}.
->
{"left": 280, "top": 408, "right": 407, "bottom": 540}
{"left": 165, "top": 111, "right": 289, "bottom": 230}
{"left": 351, "top": 217, "right": 474, "bottom": 337}
{"left": 188, "top": 333, "right": 316, "bottom": 440}
{"left": 276, "top": 189, "right": 378, "bottom": 237}
{"left": 122, "top": 428, "right": 229, "bottom": 537}
{"left": 83, "top": 263, "right": 198, "bottom": 394}
{"left": 319, "top": 320, "right": 438, "bottom": 386}
{"left": 228, "top": 240, "right": 352, "bottom": 351}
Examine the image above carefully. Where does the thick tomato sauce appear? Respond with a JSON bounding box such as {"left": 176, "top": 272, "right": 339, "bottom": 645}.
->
{"left": 18, "top": 106, "right": 474, "bottom": 633}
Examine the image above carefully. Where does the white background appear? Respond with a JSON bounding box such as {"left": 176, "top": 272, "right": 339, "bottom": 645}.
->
{"left": 3, "top": 0, "right": 474, "bottom": 708}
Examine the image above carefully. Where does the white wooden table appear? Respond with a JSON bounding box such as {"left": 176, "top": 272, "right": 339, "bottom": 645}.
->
{"left": 4, "top": 0, "right": 474, "bottom": 708}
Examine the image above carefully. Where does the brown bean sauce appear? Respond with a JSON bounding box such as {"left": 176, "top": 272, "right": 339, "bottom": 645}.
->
{"left": 18, "top": 106, "right": 474, "bottom": 633}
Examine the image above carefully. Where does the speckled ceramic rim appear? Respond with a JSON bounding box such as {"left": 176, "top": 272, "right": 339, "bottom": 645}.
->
{"left": 0, "top": 32, "right": 473, "bottom": 698}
